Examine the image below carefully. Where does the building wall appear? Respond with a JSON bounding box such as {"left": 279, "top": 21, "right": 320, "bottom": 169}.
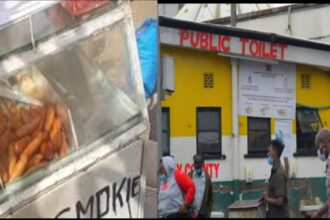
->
{"left": 131, "top": 0, "right": 157, "bottom": 28}
{"left": 296, "top": 65, "right": 330, "bottom": 128}
{"left": 161, "top": 45, "right": 330, "bottom": 216}
{"left": 161, "top": 46, "right": 232, "bottom": 137}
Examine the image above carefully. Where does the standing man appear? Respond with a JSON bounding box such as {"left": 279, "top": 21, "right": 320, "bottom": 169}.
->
{"left": 158, "top": 156, "right": 196, "bottom": 218}
{"left": 312, "top": 128, "right": 330, "bottom": 218}
{"left": 261, "top": 139, "right": 289, "bottom": 218}
{"left": 188, "top": 154, "right": 214, "bottom": 218}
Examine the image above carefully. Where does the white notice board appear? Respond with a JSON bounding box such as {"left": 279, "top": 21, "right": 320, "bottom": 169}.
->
{"left": 239, "top": 60, "right": 296, "bottom": 119}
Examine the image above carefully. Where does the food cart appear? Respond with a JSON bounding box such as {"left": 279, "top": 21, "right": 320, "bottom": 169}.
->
{"left": 0, "top": 0, "right": 149, "bottom": 218}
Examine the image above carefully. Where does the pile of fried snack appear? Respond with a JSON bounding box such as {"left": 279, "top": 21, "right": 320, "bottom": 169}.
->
{"left": 0, "top": 100, "right": 71, "bottom": 186}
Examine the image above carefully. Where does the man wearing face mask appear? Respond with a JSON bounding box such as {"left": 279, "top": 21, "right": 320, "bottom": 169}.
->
{"left": 312, "top": 128, "right": 330, "bottom": 218}
{"left": 188, "top": 154, "right": 214, "bottom": 218}
{"left": 261, "top": 139, "right": 289, "bottom": 218}
{"left": 158, "top": 156, "right": 196, "bottom": 218}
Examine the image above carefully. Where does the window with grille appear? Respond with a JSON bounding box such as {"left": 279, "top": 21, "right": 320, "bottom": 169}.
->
{"left": 247, "top": 117, "right": 271, "bottom": 156}
{"left": 197, "top": 107, "right": 222, "bottom": 159}
{"left": 161, "top": 108, "right": 170, "bottom": 155}
{"left": 296, "top": 107, "right": 322, "bottom": 155}
{"left": 203, "top": 73, "right": 214, "bottom": 88}
{"left": 301, "top": 74, "right": 311, "bottom": 89}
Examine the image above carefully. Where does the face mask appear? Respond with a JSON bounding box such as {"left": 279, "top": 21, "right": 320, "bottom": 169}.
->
{"left": 195, "top": 168, "right": 203, "bottom": 175}
{"left": 160, "top": 174, "right": 168, "bottom": 182}
{"left": 267, "top": 156, "right": 273, "bottom": 165}
{"left": 317, "top": 149, "right": 328, "bottom": 161}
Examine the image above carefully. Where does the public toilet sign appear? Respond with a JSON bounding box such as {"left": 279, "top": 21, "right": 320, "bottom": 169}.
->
{"left": 179, "top": 30, "right": 288, "bottom": 60}
{"left": 160, "top": 26, "right": 330, "bottom": 68}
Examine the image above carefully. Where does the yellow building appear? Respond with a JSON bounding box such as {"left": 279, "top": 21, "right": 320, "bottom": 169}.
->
{"left": 159, "top": 16, "right": 330, "bottom": 217}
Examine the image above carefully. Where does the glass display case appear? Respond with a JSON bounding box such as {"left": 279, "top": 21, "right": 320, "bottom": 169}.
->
{"left": 0, "top": 1, "right": 149, "bottom": 217}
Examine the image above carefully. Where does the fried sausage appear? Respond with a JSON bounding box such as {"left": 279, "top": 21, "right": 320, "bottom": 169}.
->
{"left": 8, "top": 144, "right": 17, "bottom": 177}
{"left": 50, "top": 118, "right": 62, "bottom": 142}
{"left": 59, "top": 134, "right": 68, "bottom": 157}
{"left": 0, "top": 114, "right": 7, "bottom": 137}
{"left": 7, "top": 116, "right": 24, "bottom": 132}
{"left": 9, "top": 154, "right": 28, "bottom": 183}
{"left": 19, "top": 107, "right": 30, "bottom": 124}
{"left": 31, "top": 111, "right": 46, "bottom": 139}
{"left": 0, "top": 129, "right": 17, "bottom": 153}
{"left": 52, "top": 131, "right": 63, "bottom": 152}
{"left": 7, "top": 101, "right": 17, "bottom": 117}
{"left": 40, "top": 141, "right": 47, "bottom": 156}
{"left": 44, "top": 106, "right": 55, "bottom": 132}
{"left": 16, "top": 116, "right": 40, "bottom": 138}
{"left": 14, "top": 135, "right": 31, "bottom": 155}
{"left": 22, "top": 132, "right": 43, "bottom": 158}
{"left": 0, "top": 165, "right": 8, "bottom": 186}
{"left": 29, "top": 154, "right": 44, "bottom": 167}
{"left": 29, "top": 107, "right": 44, "bottom": 119}
{"left": 38, "top": 109, "right": 46, "bottom": 132}
{"left": 41, "top": 141, "right": 54, "bottom": 161}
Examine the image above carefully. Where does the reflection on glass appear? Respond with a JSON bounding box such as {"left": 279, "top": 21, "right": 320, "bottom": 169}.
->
{"left": 0, "top": 1, "right": 118, "bottom": 59}
{"left": 0, "top": 18, "right": 142, "bottom": 201}
{"left": 197, "top": 111, "right": 219, "bottom": 130}
{"left": 198, "top": 132, "right": 220, "bottom": 153}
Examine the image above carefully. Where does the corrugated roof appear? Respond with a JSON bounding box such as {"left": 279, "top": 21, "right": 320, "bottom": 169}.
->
{"left": 175, "top": 4, "right": 293, "bottom": 22}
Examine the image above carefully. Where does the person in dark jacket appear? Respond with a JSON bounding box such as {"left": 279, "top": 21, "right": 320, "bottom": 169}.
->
{"left": 261, "top": 139, "right": 289, "bottom": 218}
{"left": 188, "top": 154, "right": 214, "bottom": 218}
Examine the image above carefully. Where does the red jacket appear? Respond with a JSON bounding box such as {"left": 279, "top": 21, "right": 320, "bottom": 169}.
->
{"left": 174, "top": 169, "right": 196, "bottom": 205}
